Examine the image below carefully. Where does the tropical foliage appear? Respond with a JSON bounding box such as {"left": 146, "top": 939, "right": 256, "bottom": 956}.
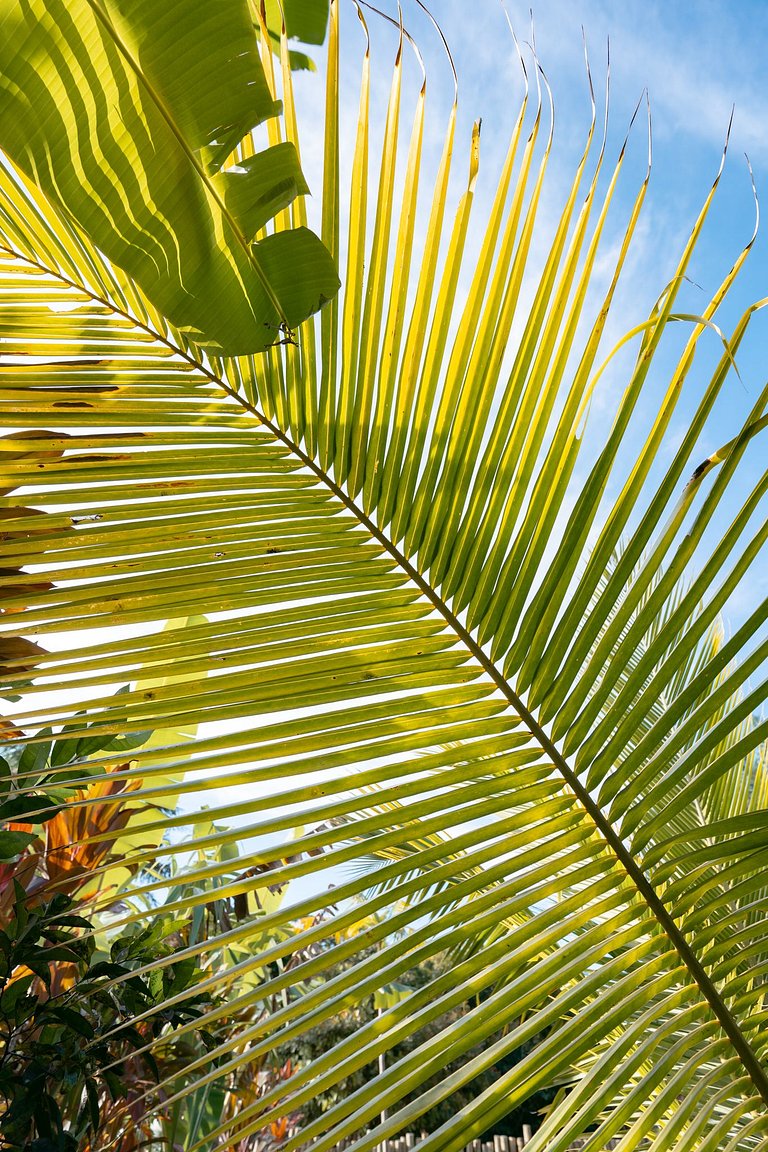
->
{"left": 1, "top": 0, "right": 768, "bottom": 1150}
{"left": 0, "top": 887, "right": 213, "bottom": 1152}
{"left": 0, "top": 715, "right": 320, "bottom": 1151}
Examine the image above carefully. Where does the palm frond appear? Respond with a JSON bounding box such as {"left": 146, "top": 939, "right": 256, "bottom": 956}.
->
{"left": 2, "top": 2, "right": 768, "bottom": 1149}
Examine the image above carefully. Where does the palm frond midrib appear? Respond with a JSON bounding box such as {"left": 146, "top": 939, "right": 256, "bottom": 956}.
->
{"left": 229, "top": 371, "right": 768, "bottom": 1113}
{"left": 7, "top": 216, "right": 768, "bottom": 1114}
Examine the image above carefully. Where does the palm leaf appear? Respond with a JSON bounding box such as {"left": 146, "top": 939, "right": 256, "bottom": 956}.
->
{"left": 3, "top": 2, "right": 768, "bottom": 1149}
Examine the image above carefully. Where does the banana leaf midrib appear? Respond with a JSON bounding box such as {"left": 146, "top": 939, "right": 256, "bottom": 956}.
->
{"left": 4, "top": 229, "right": 768, "bottom": 1116}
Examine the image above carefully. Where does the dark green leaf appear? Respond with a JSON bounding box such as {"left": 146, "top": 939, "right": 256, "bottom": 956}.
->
{"left": 35, "top": 946, "right": 82, "bottom": 965}
{"left": 119, "top": 1025, "right": 148, "bottom": 1050}
{"left": 0, "top": 830, "right": 37, "bottom": 859}
{"left": 0, "top": 794, "right": 60, "bottom": 824}
{"left": 23, "top": 956, "right": 53, "bottom": 988}
{"left": 85, "top": 1078, "right": 100, "bottom": 1134}
{"left": 47, "top": 914, "right": 92, "bottom": 931}
{"left": 84, "top": 961, "right": 130, "bottom": 980}
{"left": 11, "top": 880, "right": 28, "bottom": 934}
{"left": 18, "top": 736, "right": 52, "bottom": 780}
{"left": 102, "top": 1069, "right": 127, "bottom": 1101}
{"left": 98, "top": 729, "right": 152, "bottom": 755}
{"left": 48, "top": 736, "right": 82, "bottom": 769}
{"left": 48, "top": 1006, "right": 95, "bottom": 1039}
{"left": 143, "top": 1048, "right": 160, "bottom": 1082}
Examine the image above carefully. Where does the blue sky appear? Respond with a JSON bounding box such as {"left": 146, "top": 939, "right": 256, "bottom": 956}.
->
{"left": 289, "top": 0, "right": 768, "bottom": 629}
